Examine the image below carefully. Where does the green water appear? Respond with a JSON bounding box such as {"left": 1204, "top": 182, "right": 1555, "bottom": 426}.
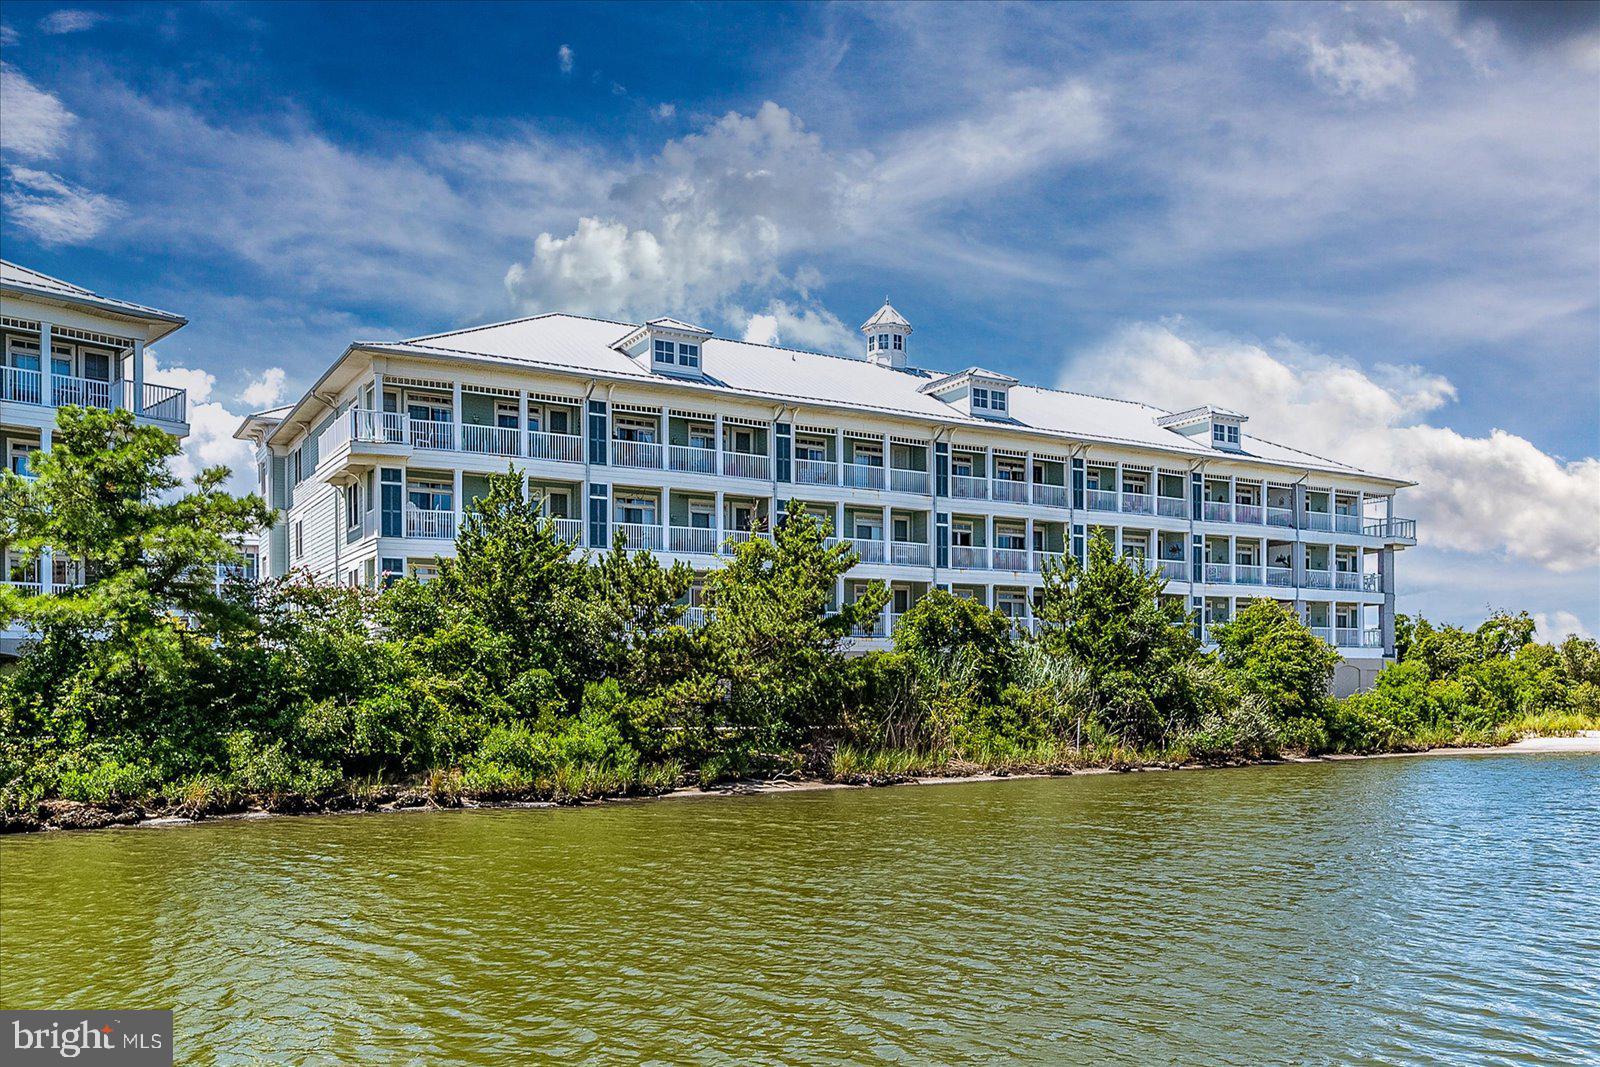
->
{"left": 3, "top": 755, "right": 1597, "bottom": 1065}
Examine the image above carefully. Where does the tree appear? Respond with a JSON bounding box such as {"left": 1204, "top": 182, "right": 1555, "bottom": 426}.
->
{"left": 1211, "top": 598, "right": 1340, "bottom": 724}
{"left": 1034, "top": 532, "right": 1203, "bottom": 744}
{"left": 893, "top": 587, "right": 1017, "bottom": 707}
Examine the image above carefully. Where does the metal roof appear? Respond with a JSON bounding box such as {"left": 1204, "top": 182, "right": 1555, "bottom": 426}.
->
{"left": 0, "top": 260, "right": 187, "bottom": 339}
{"left": 860, "top": 301, "right": 912, "bottom": 332}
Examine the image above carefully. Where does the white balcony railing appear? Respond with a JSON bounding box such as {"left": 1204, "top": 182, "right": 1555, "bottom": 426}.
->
{"left": 843, "top": 463, "right": 885, "bottom": 489}
{"left": 1157, "top": 496, "right": 1187, "bottom": 519}
{"left": 1086, "top": 489, "right": 1118, "bottom": 512}
{"left": 950, "top": 474, "right": 988, "bottom": 499}
{"left": 1203, "top": 501, "right": 1233, "bottom": 522}
{"left": 951, "top": 545, "right": 989, "bottom": 569}
{"left": 1302, "top": 568, "right": 1333, "bottom": 590}
{"left": 1302, "top": 511, "right": 1333, "bottom": 532}
{"left": 1311, "top": 626, "right": 1335, "bottom": 644}
{"left": 849, "top": 537, "right": 885, "bottom": 563}
{"left": 354, "top": 409, "right": 407, "bottom": 443}
{"left": 1266, "top": 506, "right": 1295, "bottom": 528}
{"left": 551, "top": 517, "right": 583, "bottom": 544}
{"left": 1335, "top": 571, "right": 1363, "bottom": 591}
{"left": 1204, "top": 562, "right": 1233, "bottom": 584}
{"left": 891, "top": 468, "right": 930, "bottom": 494}
{"left": 1364, "top": 573, "right": 1382, "bottom": 592}
{"left": 1266, "top": 566, "right": 1294, "bottom": 588}
{"left": 669, "top": 526, "right": 717, "bottom": 554}
{"left": 682, "top": 606, "right": 708, "bottom": 630}
{"left": 795, "top": 459, "right": 837, "bottom": 485}
{"left": 1234, "top": 564, "right": 1264, "bottom": 586}
{"left": 1334, "top": 513, "right": 1363, "bottom": 534}
{"left": 2, "top": 366, "right": 42, "bottom": 404}
{"left": 1335, "top": 627, "right": 1361, "bottom": 647}
{"left": 406, "top": 508, "right": 456, "bottom": 540}
{"left": 890, "top": 540, "right": 931, "bottom": 566}
{"left": 721, "top": 529, "right": 772, "bottom": 554}
{"left": 723, "top": 452, "right": 771, "bottom": 480}
{"left": 613, "top": 440, "right": 664, "bottom": 469}
{"left": 409, "top": 419, "right": 455, "bottom": 450}
{"left": 669, "top": 445, "right": 717, "bottom": 474}
{"left": 140, "top": 382, "right": 187, "bottom": 423}
{"left": 992, "top": 478, "right": 1029, "bottom": 502}
{"left": 461, "top": 423, "right": 522, "bottom": 456}
{"left": 529, "top": 431, "right": 583, "bottom": 463}
{"left": 992, "top": 547, "right": 1029, "bottom": 570}
{"left": 1362, "top": 627, "right": 1384, "bottom": 648}
{"left": 1035, "top": 551, "right": 1064, "bottom": 572}
{"left": 613, "top": 522, "right": 664, "bottom": 551}
{"left": 1033, "top": 483, "right": 1068, "bottom": 508}
{"left": 52, "top": 374, "right": 114, "bottom": 411}
{"left": 1121, "top": 492, "right": 1154, "bottom": 516}
{"left": 1157, "top": 559, "right": 1187, "bottom": 582}
{"left": 1234, "top": 503, "right": 1264, "bottom": 525}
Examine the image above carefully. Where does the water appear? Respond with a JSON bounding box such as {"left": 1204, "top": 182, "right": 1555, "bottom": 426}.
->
{"left": 3, "top": 754, "right": 1597, "bottom": 1066}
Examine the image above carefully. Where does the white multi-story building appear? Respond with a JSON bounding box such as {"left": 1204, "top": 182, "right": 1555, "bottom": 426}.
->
{"left": 237, "top": 302, "right": 1416, "bottom": 692}
{"left": 1, "top": 261, "right": 192, "bottom": 651}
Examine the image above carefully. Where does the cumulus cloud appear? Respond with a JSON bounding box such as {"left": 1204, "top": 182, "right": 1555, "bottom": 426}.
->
{"left": 0, "top": 65, "right": 75, "bottom": 159}
{"left": 144, "top": 353, "right": 256, "bottom": 493}
{"left": 2, "top": 166, "right": 123, "bottom": 244}
{"left": 739, "top": 299, "right": 858, "bottom": 354}
{"left": 1065, "top": 320, "right": 1600, "bottom": 573}
{"left": 240, "top": 367, "right": 288, "bottom": 409}
{"left": 38, "top": 9, "right": 106, "bottom": 34}
{"left": 652, "top": 102, "right": 676, "bottom": 122}
{"left": 558, "top": 44, "right": 573, "bottom": 74}
{"left": 1297, "top": 34, "right": 1417, "bottom": 100}
{"left": 1533, "top": 610, "right": 1592, "bottom": 644}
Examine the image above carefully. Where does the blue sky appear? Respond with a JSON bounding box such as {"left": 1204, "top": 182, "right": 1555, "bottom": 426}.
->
{"left": 3, "top": 1, "right": 1597, "bottom": 635}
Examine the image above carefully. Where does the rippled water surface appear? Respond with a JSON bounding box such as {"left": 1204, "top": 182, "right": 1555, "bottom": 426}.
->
{"left": 3, "top": 754, "right": 1598, "bottom": 1065}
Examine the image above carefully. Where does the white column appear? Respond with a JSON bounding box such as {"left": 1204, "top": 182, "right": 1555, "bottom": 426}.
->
{"left": 38, "top": 427, "right": 53, "bottom": 596}
{"left": 832, "top": 429, "right": 842, "bottom": 484}
{"left": 451, "top": 380, "right": 463, "bottom": 451}
{"left": 1115, "top": 461, "right": 1123, "bottom": 513}
{"left": 39, "top": 321, "right": 54, "bottom": 407}
{"left": 881, "top": 502, "right": 891, "bottom": 560}
{"left": 1228, "top": 534, "right": 1236, "bottom": 581}
{"left": 130, "top": 338, "right": 144, "bottom": 414}
{"left": 453, "top": 468, "right": 464, "bottom": 534}
{"left": 714, "top": 412, "right": 724, "bottom": 476}
{"left": 660, "top": 489, "right": 668, "bottom": 552}
{"left": 714, "top": 488, "right": 725, "bottom": 554}
{"left": 1025, "top": 515, "right": 1035, "bottom": 569}
{"left": 1113, "top": 524, "right": 1123, "bottom": 559}
{"left": 1025, "top": 450, "right": 1036, "bottom": 502}
{"left": 986, "top": 513, "right": 995, "bottom": 569}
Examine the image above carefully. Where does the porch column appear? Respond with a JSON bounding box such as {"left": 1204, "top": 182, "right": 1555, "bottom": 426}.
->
{"left": 832, "top": 429, "right": 841, "bottom": 485}
{"left": 451, "top": 380, "right": 463, "bottom": 451}
{"left": 714, "top": 412, "right": 724, "bottom": 476}
{"left": 1025, "top": 450, "right": 1035, "bottom": 503}
{"left": 660, "top": 490, "right": 669, "bottom": 553}
{"left": 39, "top": 321, "right": 53, "bottom": 407}
{"left": 834, "top": 501, "right": 843, "bottom": 542}
{"left": 130, "top": 338, "right": 144, "bottom": 414}
{"left": 714, "top": 489, "right": 725, "bottom": 554}
{"left": 1228, "top": 534, "right": 1236, "bottom": 582}
{"left": 881, "top": 503, "right": 891, "bottom": 562}
{"left": 1025, "top": 515, "right": 1035, "bottom": 569}
{"left": 453, "top": 468, "right": 464, "bottom": 535}
{"left": 986, "top": 513, "right": 995, "bottom": 569}
{"left": 1115, "top": 461, "right": 1123, "bottom": 513}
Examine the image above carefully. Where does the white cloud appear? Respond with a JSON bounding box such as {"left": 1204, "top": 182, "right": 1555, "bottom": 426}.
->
{"left": 144, "top": 353, "right": 255, "bottom": 494}
{"left": 0, "top": 25, "right": 17, "bottom": 47}
{"left": 0, "top": 64, "right": 75, "bottom": 160}
{"left": 1298, "top": 34, "right": 1418, "bottom": 100}
{"left": 1065, "top": 320, "right": 1600, "bottom": 573}
{"left": 558, "top": 44, "right": 573, "bottom": 74}
{"left": 38, "top": 9, "right": 106, "bottom": 34}
{"left": 2, "top": 166, "right": 123, "bottom": 244}
{"left": 738, "top": 299, "right": 858, "bottom": 354}
{"left": 240, "top": 367, "right": 287, "bottom": 409}
{"left": 1534, "top": 610, "right": 1592, "bottom": 644}
{"left": 652, "top": 102, "right": 676, "bottom": 121}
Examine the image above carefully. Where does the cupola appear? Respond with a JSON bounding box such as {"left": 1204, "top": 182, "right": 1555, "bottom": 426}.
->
{"left": 1155, "top": 404, "right": 1248, "bottom": 452}
{"left": 861, "top": 299, "right": 912, "bottom": 369}
{"left": 919, "top": 366, "right": 1019, "bottom": 419}
{"left": 613, "top": 317, "right": 713, "bottom": 377}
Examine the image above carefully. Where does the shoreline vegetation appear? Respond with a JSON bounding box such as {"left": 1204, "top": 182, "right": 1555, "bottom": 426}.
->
{"left": 4, "top": 409, "right": 1599, "bottom": 835}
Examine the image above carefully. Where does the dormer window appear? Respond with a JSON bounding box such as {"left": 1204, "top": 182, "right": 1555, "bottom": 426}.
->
{"left": 677, "top": 342, "right": 699, "bottom": 368}
{"left": 1212, "top": 422, "right": 1239, "bottom": 446}
{"left": 653, "top": 339, "right": 675, "bottom": 365}
{"left": 634, "top": 319, "right": 712, "bottom": 374}
{"left": 973, "top": 386, "right": 1007, "bottom": 414}
{"left": 920, "top": 366, "right": 1019, "bottom": 418}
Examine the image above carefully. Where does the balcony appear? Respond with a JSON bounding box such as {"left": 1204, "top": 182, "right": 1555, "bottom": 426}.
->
{"left": 1266, "top": 566, "right": 1294, "bottom": 588}
{"left": 1301, "top": 568, "right": 1333, "bottom": 590}
{"left": 682, "top": 606, "right": 709, "bottom": 629}
{"left": 723, "top": 451, "right": 771, "bottom": 480}
{"left": 1334, "top": 571, "right": 1363, "bottom": 591}
{"left": 843, "top": 462, "right": 885, "bottom": 490}
{"left": 1121, "top": 492, "right": 1154, "bottom": 516}
{"left": 1301, "top": 511, "right": 1333, "bottom": 532}
{"left": 1035, "top": 551, "right": 1065, "bottom": 572}
{"left": 848, "top": 537, "right": 885, "bottom": 563}
{"left": 1157, "top": 559, "right": 1187, "bottom": 582}
{"left": 1033, "top": 483, "right": 1068, "bottom": 508}
{"left": 1157, "top": 495, "right": 1187, "bottom": 519}
{"left": 1204, "top": 562, "right": 1233, "bottom": 584}
{"left": 1334, "top": 513, "right": 1363, "bottom": 534}
{"left": 613, "top": 439, "right": 664, "bottom": 470}
{"left": 1266, "top": 506, "right": 1295, "bottom": 528}
{"left": 410, "top": 419, "right": 456, "bottom": 451}
{"left": 890, "top": 467, "right": 930, "bottom": 494}
{"left": 992, "top": 547, "right": 1029, "bottom": 570}
{"left": 551, "top": 517, "right": 583, "bottom": 544}
{"left": 1086, "top": 489, "right": 1118, "bottom": 512}
{"left": 1364, "top": 517, "right": 1418, "bottom": 542}
{"left": 1, "top": 369, "right": 188, "bottom": 423}
{"left": 461, "top": 423, "right": 522, "bottom": 457}
{"left": 1362, "top": 626, "right": 1384, "bottom": 648}
{"left": 890, "top": 540, "right": 931, "bottom": 566}
{"left": 1234, "top": 503, "right": 1264, "bottom": 525}
{"left": 1234, "top": 564, "right": 1263, "bottom": 586}
{"left": 668, "top": 445, "right": 716, "bottom": 474}
{"left": 529, "top": 430, "right": 583, "bottom": 463}
{"left": 1335, "top": 627, "right": 1361, "bottom": 647}
{"left": 668, "top": 526, "right": 717, "bottom": 554}
{"left": 992, "top": 478, "right": 1029, "bottom": 503}
{"left": 406, "top": 508, "right": 456, "bottom": 540}
{"left": 1311, "top": 626, "right": 1335, "bottom": 644}
{"left": 795, "top": 459, "right": 837, "bottom": 486}
{"left": 612, "top": 522, "right": 664, "bottom": 551}
{"left": 721, "top": 529, "right": 772, "bottom": 554}
{"left": 1203, "top": 501, "right": 1233, "bottom": 523}
{"left": 950, "top": 474, "right": 988, "bottom": 500}
{"left": 950, "top": 545, "right": 989, "bottom": 569}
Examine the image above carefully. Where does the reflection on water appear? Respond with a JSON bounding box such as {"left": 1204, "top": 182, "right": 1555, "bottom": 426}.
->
{"left": 3, "top": 755, "right": 1598, "bottom": 1065}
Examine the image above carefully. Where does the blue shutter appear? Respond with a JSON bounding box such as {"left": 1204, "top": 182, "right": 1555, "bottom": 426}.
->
{"left": 588, "top": 483, "right": 608, "bottom": 548}
{"left": 380, "top": 557, "right": 404, "bottom": 588}
{"left": 775, "top": 423, "right": 791, "bottom": 483}
{"left": 380, "top": 468, "right": 403, "bottom": 537}
{"left": 1191, "top": 534, "right": 1204, "bottom": 583}
{"left": 1191, "top": 596, "right": 1204, "bottom": 641}
{"left": 1072, "top": 523, "right": 1086, "bottom": 567}
{"left": 936, "top": 513, "right": 950, "bottom": 568}
{"left": 1071, "top": 457, "right": 1085, "bottom": 510}
{"left": 1191, "top": 472, "right": 1204, "bottom": 520}
{"left": 935, "top": 442, "right": 949, "bottom": 498}
{"left": 587, "top": 399, "right": 608, "bottom": 466}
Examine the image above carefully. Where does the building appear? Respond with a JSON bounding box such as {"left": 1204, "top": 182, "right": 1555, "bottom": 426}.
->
{"left": 0, "top": 261, "right": 193, "bottom": 652}
{"left": 235, "top": 302, "right": 1416, "bottom": 693}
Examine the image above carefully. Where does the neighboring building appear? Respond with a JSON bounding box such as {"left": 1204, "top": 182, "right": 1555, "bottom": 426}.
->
{"left": 1, "top": 261, "right": 192, "bottom": 622}
{"left": 236, "top": 302, "right": 1416, "bottom": 691}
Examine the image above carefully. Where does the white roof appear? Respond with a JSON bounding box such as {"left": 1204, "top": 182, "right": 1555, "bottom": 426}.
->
{"left": 0, "top": 260, "right": 186, "bottom": 337}
{"left": 322, "top": 312, "right": 1399, "bottom": 483}
{"left": 644, "top": 316, "right": 712, "bottom": 335}
{"left": 860, "top": 301, "right": 912, "bottom": 332}
{"left": 1156, "top": 404, "right": 1247, "bottom": 429}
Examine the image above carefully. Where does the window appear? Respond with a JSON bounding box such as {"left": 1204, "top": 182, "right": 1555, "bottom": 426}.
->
{"left": 345, "top": 484, "right": 361, "bottom": 530}
{"left": 867, "top": 335, "right": 877, "bottom": 352}
{"left": 81, "top": 351, "right": 111, "bottom": 382}
{"left": 972, "top": 387, "right": 990, "bottom": 410}
{"left": 548, "top": 408, "right": 570, "bottom": 435}
{"left": 689, "top": 506, "right": 714, "bottom": 530}
{"left": 1212, "top": 422, "right": 1240, "bottom": 446}
{"left": 293, "top": 520, "right": 304, "bottom": 559}
{"left": 292, "top": 447, "right": 303, "bottom": 484}
{"left": 495, "top": 402, "right": 520, "bottom": 429}
{"left": 893, "top": 517, "right": 910, "bottom": 542}
{"left": 615, "top": 416, "right": 657, "bottom": 443}
{"left": 733, "top": 428, "right": 754, "bottom": 453}
{"left": 877, "top": 334, "right": 890, "bottom": 351}
{"left": 9, "top": 442, "right": 38, "bottom": 477}
{"left": 381, "top": 558, "right": 404, "bottom": 588}
{"left": 653, "top": 339, "right": 675, "bottom": 364}
{"left": 997, "top": 530, "right": 1025, "bottom": 550}
{"left": 689, "top": 424, "right": 714, "bottom": 450}
{"left": 796, "top": 441, "right": 825, "bottom": 462}
{"left": 892, "top": 334, "right": 903, "bottom": 351}
{"left": 952, "top": 521, "right": 974, "bottom": 547}
{"left": 617, "top": 496, "right": 657, "bottom": 525}
{"left": 990, "top": 389, "right": 1007, "bottom": 413}
{"left": 852, "top": 444, "right": 883, "bottom": 466}
{"left": 677, "top": 342, "right": 700, "bottom": 368}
